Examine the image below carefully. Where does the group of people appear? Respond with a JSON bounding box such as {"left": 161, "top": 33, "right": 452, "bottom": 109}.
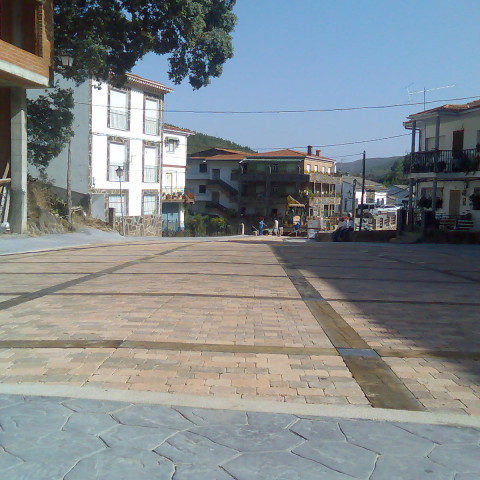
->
{"left": 332, "top": 213, "right": 354, "bottom": 242}
{"left": 257, "top": 218, "right": 281, "bottom": 236}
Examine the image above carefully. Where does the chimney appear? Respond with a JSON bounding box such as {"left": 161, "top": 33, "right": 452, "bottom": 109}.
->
{"left": 316, "top": 149, "right": 321, "bottom": 157}
{"left": 307, "top": 145, "right": 312, "bottom": 155}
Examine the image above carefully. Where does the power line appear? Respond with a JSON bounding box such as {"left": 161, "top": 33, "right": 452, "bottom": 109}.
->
{"left": 253, "top": 133, "right": 410, "bottom": 151}
{"left": 164, "top": 95, "right": 480, "bottom": 114}
{"left": 71, "top": 94, "right": 480, "bottom": 115}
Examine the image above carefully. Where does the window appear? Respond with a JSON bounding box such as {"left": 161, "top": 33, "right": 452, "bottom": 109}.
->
{"left": 108, "top": 140, "right": 128, "bottom": 181}
{"left": 108, "top": 195, "right": 127, "bottom": 217}
{"left": 143, "top": 145, "right": 158, "bottom": 182}
{"left": 271, "top": 163, "right": 279, "bottom": 173}
{"left": 306, "top": 164, "right": 311, "bottom": 173}
{"left": 109, "top": 89, "right": 129, "bottom": 130}
{"left": 314, "top": 165, "right": 318, "bottom": 172}
{"left": 322, "top": 166, "right": 326, "bottom": 173}
{"left": 166, "top": 138, "right": 179, "bottom": 153}
{"left": 143, "top": 194, "right": 157, "bottom": 215}
{"left": 199, "top": 184, "right": 206, "bottom": 194}
{"left": 144, "top": 98, "right": 159, "bottom": 135}
{"left": 199, "top": 163, "right": 207, "bottom": 173}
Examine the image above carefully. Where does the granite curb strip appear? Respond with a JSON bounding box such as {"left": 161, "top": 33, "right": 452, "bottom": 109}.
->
{"left": 0, "top": 384, "right": 479, "bottom": 428}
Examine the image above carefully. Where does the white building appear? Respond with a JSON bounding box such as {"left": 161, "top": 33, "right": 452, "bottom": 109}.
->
{"left": 29, "top": 74, "right": 194, "bottom": 234}
{"left": 404, "top": 99, "right": 480, "bottom": 230}
{"left": 341, "top": 176, "right": 388, "bottom": 214}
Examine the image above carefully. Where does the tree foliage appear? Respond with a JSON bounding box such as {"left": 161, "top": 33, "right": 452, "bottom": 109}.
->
{"left": 27, "top": 86, "right": 74, "bottom": 171}
{"left": 54, "top": 0, "right": 237, "bottom": 89}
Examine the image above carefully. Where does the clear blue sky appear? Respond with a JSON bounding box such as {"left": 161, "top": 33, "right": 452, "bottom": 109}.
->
{"left": 133, "top": 0, "right": 480, "bottom": 162}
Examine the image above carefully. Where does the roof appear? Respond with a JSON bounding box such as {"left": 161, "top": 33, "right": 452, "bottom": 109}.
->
{"left": 126, "top": 73, "right": 173, "bottom": 95}
{"left": 246, "top": 149, "right": 336, "bottom": 163}
{"left": 342, "top": 175, "right": 387, "bottom": 190}
{"left": 407, "top": 99, "right": 480, "bottom": 120}
{"left": 188, "top": 147, "right": 251, "bottom": 161}
{"left": 164, "top": 124, "right": 196, "bottom": 136}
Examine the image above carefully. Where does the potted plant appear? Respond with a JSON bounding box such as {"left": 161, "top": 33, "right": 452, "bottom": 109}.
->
{"left": 469, "top": 192, "right": 480, "bottom": 210}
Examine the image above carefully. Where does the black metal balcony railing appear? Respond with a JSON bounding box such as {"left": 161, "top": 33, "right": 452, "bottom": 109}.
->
{"left": 404, "top": 149, "right": 480, "bottom": 174}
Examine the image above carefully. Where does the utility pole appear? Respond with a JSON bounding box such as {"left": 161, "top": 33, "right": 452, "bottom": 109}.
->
{"left": 359, "top": 151, "right": 366, "bottom": 232}
{"left": 66, "top": 140, "right": 72, "bottom": 223}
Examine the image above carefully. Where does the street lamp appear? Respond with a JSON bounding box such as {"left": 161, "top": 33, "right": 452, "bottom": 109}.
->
{"left": 59, "top": 54, "right": 74, "bottom": 223}
{"left": 115, "top": 165, "right": 126, "bottom": 235}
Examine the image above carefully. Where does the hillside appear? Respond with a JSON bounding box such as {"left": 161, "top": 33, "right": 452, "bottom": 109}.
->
{"left": 187, "top": 132, "right": 256, "bottom": 155}
{"left": 337, "top": 155, "right": 407, "bottom": 184}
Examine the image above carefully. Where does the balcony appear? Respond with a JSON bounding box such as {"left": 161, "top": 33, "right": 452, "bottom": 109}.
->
{"left": 308, "top": 173, "right": 342, "bottom": 184}
{"left": 231, "top": 169, "right": 308, "bottom": 183}
{"left": 404, "top": 149, "right": 480, "bottom": 175}
{"left": 162, "top": 187, "right": 185, "bottom": 202}
{"left": 305, "top": 193, "right": 342, "bottom": 206}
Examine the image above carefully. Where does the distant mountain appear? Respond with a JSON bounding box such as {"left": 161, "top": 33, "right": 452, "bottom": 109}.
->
{"left": 187, "top": 132, "right": 256, "bottom": 155}
{"left": 337, "top": 156, "right": 405, "bottom": 182}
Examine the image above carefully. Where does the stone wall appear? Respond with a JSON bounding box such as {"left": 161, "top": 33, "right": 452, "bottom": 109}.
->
{"left": 114, "top": 214, "right": 162, "bottom": 236}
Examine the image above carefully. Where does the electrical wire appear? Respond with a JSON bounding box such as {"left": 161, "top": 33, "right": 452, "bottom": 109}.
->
{"left": 72, "top": 94, "right": 480, "bottom": 115}
{"left": 253, "top": 133, "right": 410, "bottom": 151}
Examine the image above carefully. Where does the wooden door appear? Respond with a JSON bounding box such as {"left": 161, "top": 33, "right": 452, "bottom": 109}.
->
{"left": 449, "top": 190, "right": 461, "bottom": 216}
{"left": 452, "top": 130, "right": 464, "bottom": 153}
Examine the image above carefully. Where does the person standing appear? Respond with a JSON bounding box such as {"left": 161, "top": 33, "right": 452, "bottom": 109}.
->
{"left": 273, "top": 218, "right": 279, "bottom": 236}
{"left": 259, "top": 218, "right": 265, "bottom": 236}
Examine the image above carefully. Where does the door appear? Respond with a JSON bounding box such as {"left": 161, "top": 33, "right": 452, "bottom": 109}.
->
{"left": 212, "top": 169, "right": 220, "bottom": 180}
{"left": 452, "top": 130, "right": 464, "bottom": 153}
{"left": 449, "top": 190, "right": 461, "bottom": 216}
{"left": 212, "top": 191, "right": 220, "bottom": 203}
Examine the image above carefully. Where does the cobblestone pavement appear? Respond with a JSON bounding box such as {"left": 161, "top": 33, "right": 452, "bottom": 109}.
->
{"left": 0, "top": 238, "right": 479, "bottom": 413}
{"left": 0, "top": 394, "right": 479, "bottom": 480}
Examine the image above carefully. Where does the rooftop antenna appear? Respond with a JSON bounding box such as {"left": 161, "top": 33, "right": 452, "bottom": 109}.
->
{"left": 407, "top": 84, "right": 455, "bottom": 110}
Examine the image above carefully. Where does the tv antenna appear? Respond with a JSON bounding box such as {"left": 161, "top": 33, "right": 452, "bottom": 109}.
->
{"left": 407, "top": 84, "right": 455, "bottom": 110}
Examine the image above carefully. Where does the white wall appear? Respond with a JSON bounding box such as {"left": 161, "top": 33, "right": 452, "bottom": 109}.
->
{"left": 186, "top": 159, "right": 239, "bottom": 210}
{"left": 419, "top": 110, "right": 480, "bottom": 151}
{"left": 27, "top": 78, "right": 91, "bottom": 195}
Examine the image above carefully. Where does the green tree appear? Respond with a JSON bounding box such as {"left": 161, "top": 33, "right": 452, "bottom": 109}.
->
{"left": 27, "top": 85, "right": 74, "bottom": 172}
{"left": 381, "top": 157, "right": 407, "bottom": 186}
{"left": 54, "top": 0, "right": 237, "bottom": 89}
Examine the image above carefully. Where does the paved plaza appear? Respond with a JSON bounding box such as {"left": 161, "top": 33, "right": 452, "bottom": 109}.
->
{"left": 0, "top": 236, "right": 479, "bottom": 478}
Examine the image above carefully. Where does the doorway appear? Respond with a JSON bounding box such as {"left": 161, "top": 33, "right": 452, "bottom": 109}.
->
{"left": 212, "top": 169, "right": 220, "bottom": 180}
{"left": 449, "top": 190, "right": 461, "bottom": 216}
{"left": 452, "top": 130, "right": 464, "bottom": 153}
{"left": 212, "top": 191, "right": 220, "bottom": 203}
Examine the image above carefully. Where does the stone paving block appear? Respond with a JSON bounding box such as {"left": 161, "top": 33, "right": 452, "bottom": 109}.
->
{"left": 113, "top": 404, "right": 193, "bottom": 429}
{"left": 0, "top": 448, "right": 23, "bottom": 471}
{"left": 289, "top": 418, "right": 345, "bottom": 441}
{"left": 6, "top": 461, "right": 68, "bottom": 480}
{"left": 339, "top": 420, "right": 435, "bottom": 456}
{"left": 293, "top": 439, "right": 378, "bottom": 479}
{"left": 100, "top": 424, "right": 177, "bottom": 450}
{"left": 173, "top": 407, "right": 247, "bottom": 426}
{"left": 394, "top": 422, "right": 480, "bottom": 445}
{"left": 62, "top": 398, "right": 130, "bottom": 413}
{"left": 192, "top": 424, "right": 303, "bottom": 452}
{"left": 65, "top": 447, "right": 175, "bottom": 480}
{"left": 369, "top": 455, "right": 455, "bottom": 480}
{"left": 246, "top": 411, "right": 298, "bottom": 429}
{"left": 6, "top": 431, "right": 106, "bottom": 469}
{"left": 428, "top": 444, "right": 480, "bottom": 473}
{"left": 62, "top": 412, "right": 119, "bottom": 435}
{"left": 155, "top": 431, "right": 238, "bottom": 466}
{"left": 223, "top": 451, "right": 352, "bottom": 480}
{"left": 0, "top": 401, "right": 71, "bottom": 433}
{"left": 172, "top": 465, "right": 235, "bottom": 480}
